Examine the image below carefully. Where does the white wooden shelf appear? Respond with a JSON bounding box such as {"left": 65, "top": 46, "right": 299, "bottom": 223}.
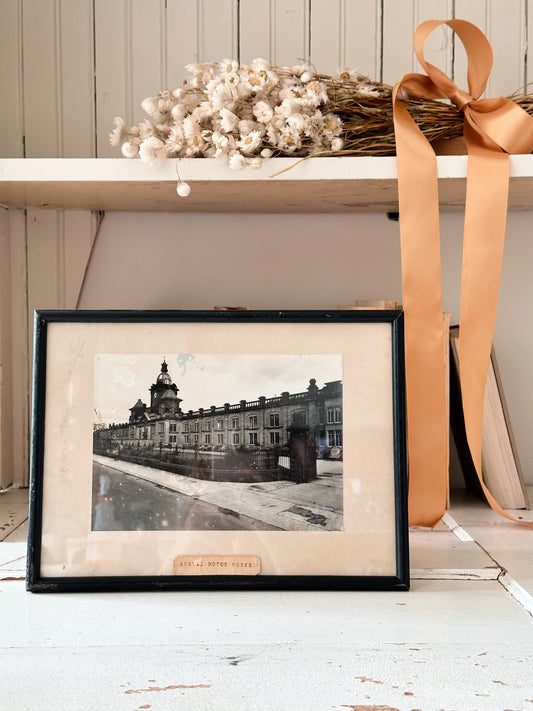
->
{"left": 1, "top": 155, "right": 533, "bottom": 213}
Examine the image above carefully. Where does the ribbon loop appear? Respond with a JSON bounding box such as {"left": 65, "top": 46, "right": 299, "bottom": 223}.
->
{"left": 394, "top": 19, "right": 533, "bottom": 527}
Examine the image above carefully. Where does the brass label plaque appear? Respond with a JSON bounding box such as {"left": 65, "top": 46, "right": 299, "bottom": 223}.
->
{"left": 173, "top": 555, "right": 261, "bottom": 576}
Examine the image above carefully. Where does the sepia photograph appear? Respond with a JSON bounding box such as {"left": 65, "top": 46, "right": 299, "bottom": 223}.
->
{"left": 92, "top": 353, "right": 344, "bottom": 532}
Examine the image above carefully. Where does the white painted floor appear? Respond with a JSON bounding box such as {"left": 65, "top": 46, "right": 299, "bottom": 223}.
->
{"left": 1, "top": 486, "right": 532, "bottom": 711}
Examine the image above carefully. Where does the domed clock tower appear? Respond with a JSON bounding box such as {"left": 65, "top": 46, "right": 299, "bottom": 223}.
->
{"left": 149, "top": 359, "right": 181, "bottom": 412}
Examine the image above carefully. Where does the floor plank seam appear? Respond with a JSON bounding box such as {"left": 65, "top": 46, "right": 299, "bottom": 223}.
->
{"left": 443, "top": 512, "right": 533, "bottom": 617}
{"left": 497, "top": 570, "right": 533, "bottom": 618}
{"left": 410, "top": 568, "right": 500, "bottom": 580}
{"left": 441, "top": 511, "right": 475, "bottom": 541}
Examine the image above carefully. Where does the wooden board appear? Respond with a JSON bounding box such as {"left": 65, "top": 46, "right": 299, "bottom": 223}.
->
{"left": 2, "top": 155, "right": 533, "bottom": 213}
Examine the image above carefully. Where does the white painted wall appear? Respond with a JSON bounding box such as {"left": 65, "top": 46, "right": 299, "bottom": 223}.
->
{"left": 1, "top": 0, "right": 533, "bottom": 487}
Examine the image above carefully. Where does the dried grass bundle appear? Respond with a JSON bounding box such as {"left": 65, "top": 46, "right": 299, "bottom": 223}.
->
{"left": 321, "top": 75, "right": 533, "bottom": 157}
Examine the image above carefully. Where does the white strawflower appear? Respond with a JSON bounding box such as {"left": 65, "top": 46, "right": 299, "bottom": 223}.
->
{"left": 176, "top": 181, "right": 191, "bottom": 197}
{"left": 237, "top": 130, "right": 262, "bottom": 154}
{"left": 166, "top": 126, "right": 185, "bottom": 154}
{"left": 197, "top": 100, "right": 215, "bottom": 119}
{"left": 109, "top": 117, "right": 128, "bottom": 147}
{"left": 185, "top": 62, "right": 203, "bottom": 75}
{"left": 279, "top": 98, "right": 302, "bottom": 117}
{"left": 210, "top": 83, "right": 238, "bottom": 110}
{"left": 335, "top": 68, "right": 363, "bottom": 81}
{"left": 237, "top": 119, "right": 257, "bottom": 135}
{"left": 121, "top": 138, "right": 140, "bottom": 158}
{"left": 253, "top": 100, "right": 274, "bottom": 123}
{"left": 229, "top": 152, "right": 247, "bottom": 170}
{"left": 141, "top": 96, "right": 160, "bottom": 117}
{"left": 139, "top": 136, "right": 168, "bottom": 165}
{"left": 185, "top": 75, "right": 201, "bottom": 90}
{"left": 330, "top": 137, "right": 344, "bottom": 151}
{"left": 287, "top": 113, "right": 308, "bottom": 131}
{"left": 219, "top": 107, "right": 239, "bottom": 132}
{"left": 323, "top": 113, "right": 343, "bottom": 135}
{"left": 182, "top": 115, "right": 201, "bottom": 139}
{"left": 139, "top": 119, "right": 156, "bottom": 140}
{"left": 185, "top": 61, "right": 217, "bottom": 83}
{"left": 279, "top": 85, "right": 305, "bottom": 102}
{"left": 278, "top": 127, "right": 302, "bottom": 152}
{"left": 171, "top": 103, "right": 187, "bottom": 122}
{"left": 261, "top": 148, "right": 273, "bottom": 158}
{"left": 300, "top": 71, "right": 314, "bottom": 83}
{"left": 212, "top": 131, "right": 231, "bottom": 154}
{"left": 224, "top": 72, "right": 240, "bottom": 88}
{"left": 291, "top": 64, "right": 309, "bottom": 77}
{"left": 251, "top": 58, "right": 269, "bottom": 73}
{"left": 265, "top": 123, "right": 279, "bottom": 144}
{"left": 186, "top": 132, "right": 207, "bottom": 154}
{"left": 303, "top": 81, "right": 328, "bottom": 106}
{"left": 219, "top": 58, "right": 239, "bottom": 74}
{"left": 158, "top": 97, "right": 174, "bottom": 116}
{"left": 241, "top": 65, "right": 264, "bottom": 93}
{"left": 357, "top": 84, "right": 382, "bottom": 97}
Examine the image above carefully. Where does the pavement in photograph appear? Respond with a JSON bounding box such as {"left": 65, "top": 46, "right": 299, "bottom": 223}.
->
{"left": 93, "top": 454, "right": 343, "bottom": 531}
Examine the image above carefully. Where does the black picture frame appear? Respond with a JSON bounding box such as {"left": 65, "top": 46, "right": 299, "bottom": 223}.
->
{"left": 27, "top": 309, "right": 409, "bottom": 592}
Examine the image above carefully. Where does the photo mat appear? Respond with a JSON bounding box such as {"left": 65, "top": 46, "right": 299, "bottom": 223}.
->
{"left": 27, "top": 310, "right": 409, "bottom": 592}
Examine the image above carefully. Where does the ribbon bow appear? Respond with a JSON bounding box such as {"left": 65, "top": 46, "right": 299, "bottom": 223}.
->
{"left": 393, "top": 19, "right": 533, "bottom": 526}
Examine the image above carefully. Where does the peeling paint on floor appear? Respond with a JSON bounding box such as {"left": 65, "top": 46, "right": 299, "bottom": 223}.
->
{"left": 124, "top": 684, "right": 211, "bottom": 694}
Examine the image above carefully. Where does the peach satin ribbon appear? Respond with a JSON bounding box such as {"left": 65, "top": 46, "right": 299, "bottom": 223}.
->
{"left": 393, "top": 19, "right": 533, "bottom": 526}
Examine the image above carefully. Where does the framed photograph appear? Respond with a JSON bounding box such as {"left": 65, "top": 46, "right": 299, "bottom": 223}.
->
{"left": 27, "top": 309, "right": 409, "bottom": 592}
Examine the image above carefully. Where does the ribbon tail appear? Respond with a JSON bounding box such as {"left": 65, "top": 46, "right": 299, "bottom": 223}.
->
{"left": 459, "top": 135, "right": 532, "bottom": 524}
{"left": 394, "top": 93, "right": 449, "bottom": 527}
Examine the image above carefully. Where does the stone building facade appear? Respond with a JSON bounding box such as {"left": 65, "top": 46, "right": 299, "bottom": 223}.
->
{"left": 94, "top": 360, "right": 343, "bottom": 456}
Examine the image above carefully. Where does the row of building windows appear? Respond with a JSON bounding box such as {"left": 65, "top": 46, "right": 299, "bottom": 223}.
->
{"left": 166, "top": 430, "right": 344, "bottom": 448}
{"left": 177, "top": 408, "right": 342, "bottom": 434}
{"left": 171, "top": 431, "right": 283, "bottom": 447}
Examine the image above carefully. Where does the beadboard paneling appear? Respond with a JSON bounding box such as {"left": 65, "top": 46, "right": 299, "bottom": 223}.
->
{"left": 343, "top": 0, "right": 382, "bottom": 81}
{"left": 485, "top": 0, "right": 526, "bottom": 96}
{"left": 26, "top": 210, "right": 99, "bottom": 316}
{"left": 454, "top": 0, "right": 527, "bottom": 97}
{"left": 22, "top": 0, "right": 60, "bottom": 157}
{"left": 270, "top": 0, "right": 310, "bottom": 66}
{"left": 309, "top": 0, "right": 342, "bottom": 74}
{"left": 0, "top": 209, "right": 14, "bottom": 488}
{"left": 310, "top": 0, "right": 383, "bottom": 79}
{"left": 21, "top": 0, "right": 95, "bottom": 158}
{"left": 166, "top": 0, "right": 200, "bottom": 88}
{"left": 239, "top": 0, "right": 273, "bottom": 64}
{"left": 0, "top": 0, "right": 24, "bottom": 158}
{"left": 198, "top": 0, "right": 239, "bottom": 62}
{"left": 382, "top": 0, "right": 454, "bottom": 86}
{"left": 7, "top": 210, "right": 28, "bottom": 490}
{"left": 528, "top": 0, "right": 533, "bottom": 90}
{"left": 57, "top": 0, "right": 95, "bottom": 158}
{"left": 94, "top": 0, "right": 131, "bottom": 158}
{"left": 130, "top": 0, "right": 167, "bottom": 126}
